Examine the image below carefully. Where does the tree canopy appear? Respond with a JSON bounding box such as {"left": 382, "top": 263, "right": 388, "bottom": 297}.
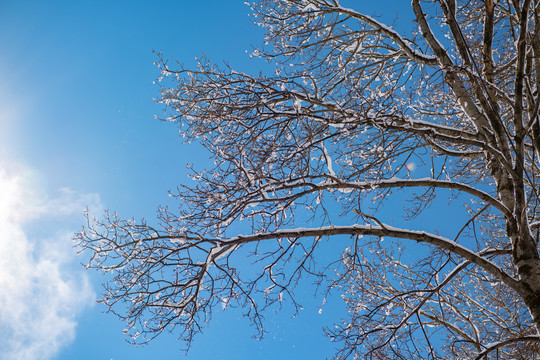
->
{"left": 77, "top": 0, "right": 540, "bottom": 358}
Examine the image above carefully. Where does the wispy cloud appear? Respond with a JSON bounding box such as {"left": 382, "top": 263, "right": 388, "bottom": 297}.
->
{"left": 0, "top": 161, "right": 100, "bottom": 360}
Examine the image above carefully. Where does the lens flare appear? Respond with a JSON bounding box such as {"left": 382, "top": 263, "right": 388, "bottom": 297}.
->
{"left": 405, "top": 162, "right": 416, "bottom": 171}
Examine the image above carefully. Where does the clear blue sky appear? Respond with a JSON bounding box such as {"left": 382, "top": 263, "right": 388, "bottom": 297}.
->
{"left": 0, "top": 1, "right": 418, "bottom": 359}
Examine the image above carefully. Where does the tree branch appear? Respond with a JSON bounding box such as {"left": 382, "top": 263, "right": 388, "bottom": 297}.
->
{"left": 209, "top": 224, "right": 523, "bottom": 295}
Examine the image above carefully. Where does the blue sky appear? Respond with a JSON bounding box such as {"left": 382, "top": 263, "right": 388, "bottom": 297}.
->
{"left": 0, "top": 1, "right": 416, "bottom": 359}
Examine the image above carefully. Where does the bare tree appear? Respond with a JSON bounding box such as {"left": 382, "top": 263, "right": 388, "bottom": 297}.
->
{"left": 77, "top": 0, "right": 540, "bottom": 358}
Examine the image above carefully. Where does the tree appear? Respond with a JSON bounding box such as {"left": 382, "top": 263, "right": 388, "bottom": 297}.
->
{"left": 77, "top": 0, "right": 540, "bottom": 358}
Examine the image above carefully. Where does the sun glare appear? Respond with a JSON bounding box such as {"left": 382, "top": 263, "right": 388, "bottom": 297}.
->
{"left": 0, "top": 66, "right": 26, "bottom": 160}
{"left": 0, "top": 162, "right": 46, "bottom": 228}
{"left": 0, "top": 167, "right": 22, "bottom": 225}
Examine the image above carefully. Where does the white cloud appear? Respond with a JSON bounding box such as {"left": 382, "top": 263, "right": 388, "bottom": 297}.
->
{"left": 0, "top": 161, "right": 100, "bottom": 360}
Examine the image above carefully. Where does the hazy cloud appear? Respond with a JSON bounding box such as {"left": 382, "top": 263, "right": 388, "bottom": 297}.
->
{"left": 0, "top": 162, "right": 100, "bottom": 360}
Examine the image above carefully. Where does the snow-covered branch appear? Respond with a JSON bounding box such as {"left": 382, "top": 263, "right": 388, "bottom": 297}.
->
{"left": 216, "top": 224, "right": 522, "bottom": 294}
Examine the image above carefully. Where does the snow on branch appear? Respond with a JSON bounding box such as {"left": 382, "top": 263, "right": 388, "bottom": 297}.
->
{"left": 474, "top": 335, "right": 540, "bottom": 360}
{"left": 217, "top": 223, "right": 522, "bottom": 295}
{"left": 325, "top": 4, "right": 439, "bottom": 65}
